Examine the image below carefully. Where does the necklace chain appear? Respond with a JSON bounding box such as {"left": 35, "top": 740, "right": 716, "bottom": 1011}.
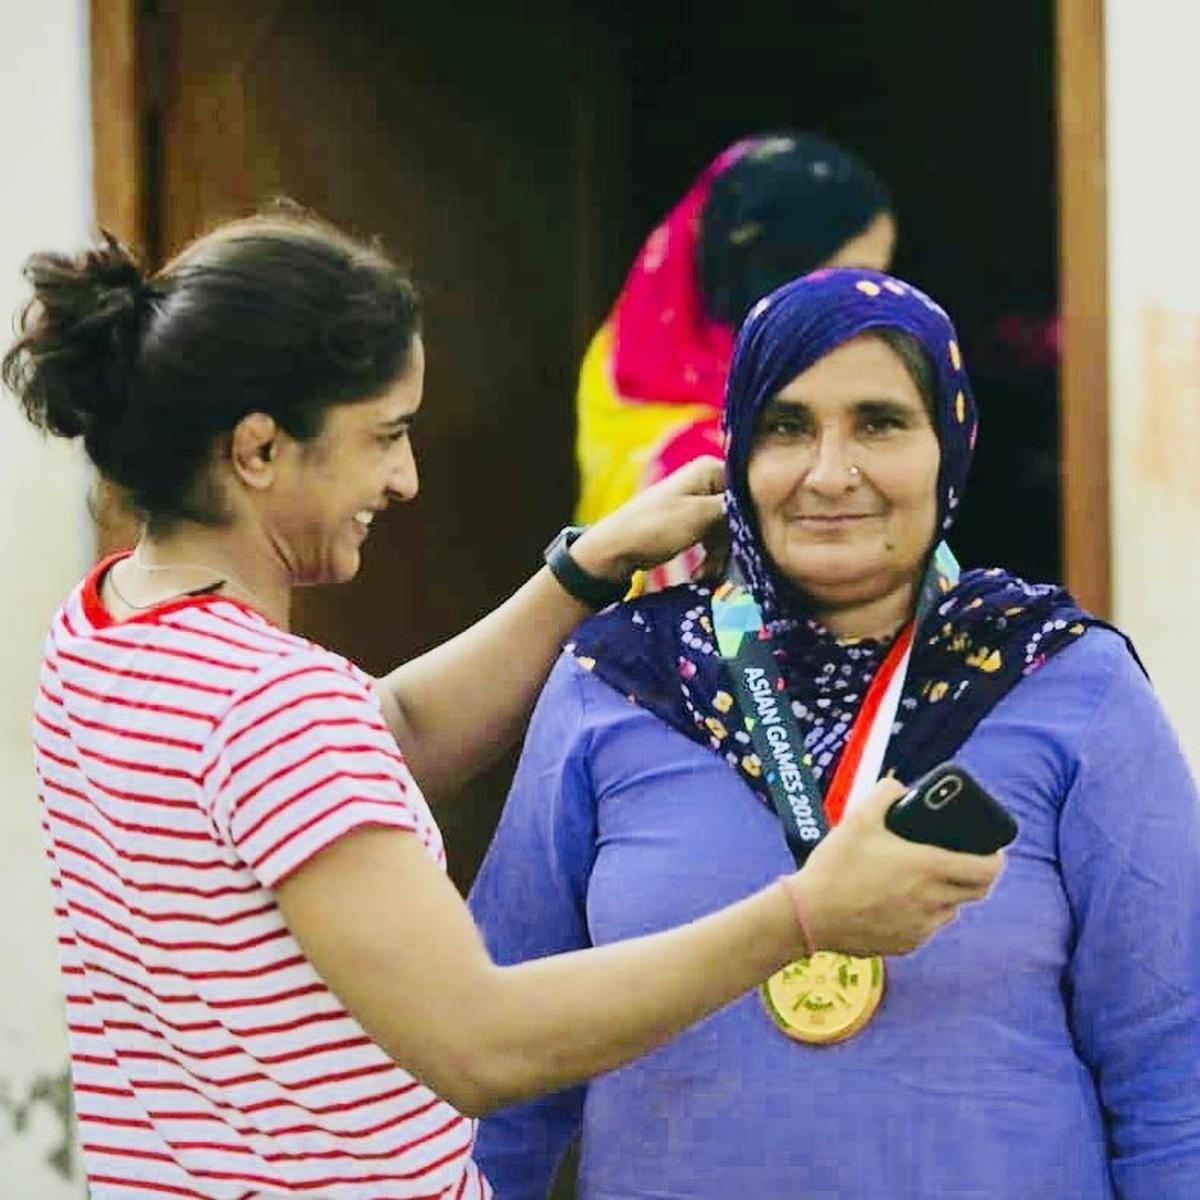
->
{"left": 106, "top": 542, "right": 270, "bottom": 614}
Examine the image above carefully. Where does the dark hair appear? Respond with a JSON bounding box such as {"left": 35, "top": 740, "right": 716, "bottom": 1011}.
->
{"left": 2, "top": 209, "right": 421, "bottom": 529}
{"left": 700, "top": 132, "right": 893, "bottom": 327}
{"left": 872, "top": 327, "right": 937, "bottom": 421}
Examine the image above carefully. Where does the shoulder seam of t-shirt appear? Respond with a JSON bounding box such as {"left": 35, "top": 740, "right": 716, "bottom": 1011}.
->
{"left": 1057, "top": 627, "right": 1145, "bottom": 803}
{"left": 1072, "top": 627, "right": 1141, "bottom": 753}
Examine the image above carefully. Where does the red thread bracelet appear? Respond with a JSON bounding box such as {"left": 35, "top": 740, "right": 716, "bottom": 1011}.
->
{"left": 777, "top": 874, "right": 817, "bottom": 958}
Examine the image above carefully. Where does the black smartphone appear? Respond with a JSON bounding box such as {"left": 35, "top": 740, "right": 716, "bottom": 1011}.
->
{"left": 884, "top": 762, "right": 1017, "bottom": 855}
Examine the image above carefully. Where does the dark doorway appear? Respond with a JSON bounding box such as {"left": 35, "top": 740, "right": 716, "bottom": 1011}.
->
{"left": 618, "top": 2, "right": 1062, "bottom": 585}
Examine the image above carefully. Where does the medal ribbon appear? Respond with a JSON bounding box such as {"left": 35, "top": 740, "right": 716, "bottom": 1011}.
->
{"left": 712, "top": 543, "right": 959, "bottom": 866}
{"left": 822, "top": 621, "right": 914, "bottom": 825}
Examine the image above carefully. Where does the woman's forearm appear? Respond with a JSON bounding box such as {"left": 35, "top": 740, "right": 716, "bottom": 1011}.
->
{"left": 280, "top": 826, "right": 803, "bottom": 1119}
{"left": 375, "top": 564, "right": 594, "bottom": 798}
{"left": 374, "top": 458, "right": 725, "bottom": 798}
{"left": 455, "top": 880, "right": 801, "bottom": 1114}
{"left": 369, "top": 453, "right": 720, "bottom": 792}
{"left": 280, "top": 794, "right": 998, "bottom": 1121}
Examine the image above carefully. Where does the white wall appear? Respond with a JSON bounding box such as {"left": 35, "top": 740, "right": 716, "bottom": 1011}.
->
{"left": 1106, "top": 1, "right": 1200, "bottom": 770}
{"left": 0, "top": 1, "right": 93, "bottom": 1193}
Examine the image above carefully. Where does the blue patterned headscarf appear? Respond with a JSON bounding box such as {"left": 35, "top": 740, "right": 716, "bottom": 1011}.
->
{"left": 724, "top": 269, "right": 973, "bottom": 627}
{"left": 569, "top": 269, "right": 1112, "bottom": 797}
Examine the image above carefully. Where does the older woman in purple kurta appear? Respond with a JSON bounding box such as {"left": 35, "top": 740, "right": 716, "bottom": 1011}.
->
{"left": 469, "top": 269, "right": 1200, "bottom": 1199}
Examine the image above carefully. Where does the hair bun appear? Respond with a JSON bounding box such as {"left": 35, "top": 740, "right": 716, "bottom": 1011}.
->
{"left": 2, "top": 230, "right": 151, "bottom": 446}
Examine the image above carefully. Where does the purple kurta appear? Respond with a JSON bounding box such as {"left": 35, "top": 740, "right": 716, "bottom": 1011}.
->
{"left": 469, "top": 630, "right": 1200, "bottom": 1199}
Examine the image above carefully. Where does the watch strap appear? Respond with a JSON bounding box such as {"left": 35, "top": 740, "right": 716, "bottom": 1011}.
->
{"left": 543, "top": 526, "right": 630, "bottom": 610}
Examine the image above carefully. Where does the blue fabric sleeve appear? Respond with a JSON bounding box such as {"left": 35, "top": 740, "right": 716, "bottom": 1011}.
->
{"left": 1060, "top": 644, "right": 1200, "bottom": 1199}
{"left": 468, "top": 655, "right": 598, "bottom": 1198}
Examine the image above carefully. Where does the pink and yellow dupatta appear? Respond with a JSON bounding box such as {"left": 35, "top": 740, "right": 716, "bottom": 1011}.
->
{"left": 575, "top": 144, "right": 747, "bottom": 587}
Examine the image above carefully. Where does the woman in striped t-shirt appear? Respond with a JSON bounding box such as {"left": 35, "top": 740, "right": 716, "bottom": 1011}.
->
{"left": 4, "top": 210, "right": 1000, "bottom": 1200}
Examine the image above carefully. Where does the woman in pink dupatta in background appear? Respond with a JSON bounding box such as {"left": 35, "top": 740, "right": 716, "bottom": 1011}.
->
{"left": 575, "top": 131, "right": 896, "bottom": 588}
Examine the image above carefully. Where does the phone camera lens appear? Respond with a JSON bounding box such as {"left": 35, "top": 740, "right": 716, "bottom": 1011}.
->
{"left": 924, "top": 775, "right": 963, "bottom": 811}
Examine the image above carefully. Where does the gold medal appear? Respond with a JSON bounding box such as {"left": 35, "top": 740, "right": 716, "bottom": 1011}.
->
{"left": 761, "top": 952, "right": 885, "bottom": 1044}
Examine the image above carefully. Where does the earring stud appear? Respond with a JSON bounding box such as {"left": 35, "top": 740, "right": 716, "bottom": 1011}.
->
{"left": 847, "top": 464, "right": 862, "bottom": 481}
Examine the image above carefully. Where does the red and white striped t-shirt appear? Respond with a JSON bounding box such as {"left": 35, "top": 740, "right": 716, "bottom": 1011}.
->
{"left": 33, "top": 554, "right": 491, "bottom": 1200}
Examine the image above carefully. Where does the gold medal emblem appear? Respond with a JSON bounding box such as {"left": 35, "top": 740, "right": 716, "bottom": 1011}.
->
{"left": 761, "top": 952, "right": 885, "bottom": 1044}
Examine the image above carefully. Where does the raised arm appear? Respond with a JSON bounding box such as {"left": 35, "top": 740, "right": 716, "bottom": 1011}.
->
{"left": 373, "top": 456, "right": 725, "bottom": 799}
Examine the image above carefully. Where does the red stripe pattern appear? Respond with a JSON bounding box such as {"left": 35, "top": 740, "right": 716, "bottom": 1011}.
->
{"left": 34, "top": 559, "right": 490, "bottom": 1199}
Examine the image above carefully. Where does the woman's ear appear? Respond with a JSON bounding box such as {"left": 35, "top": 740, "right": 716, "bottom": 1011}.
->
{"left": 230, "top": 412, "right": 280, "bottom": 490}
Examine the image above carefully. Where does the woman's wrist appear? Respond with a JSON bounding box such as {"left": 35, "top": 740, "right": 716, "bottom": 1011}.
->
{"left": 777, "top": 874, "right": 819, "bottom": 957}
{"left": 567, "top": 525, "right": 637, "bottom": 583}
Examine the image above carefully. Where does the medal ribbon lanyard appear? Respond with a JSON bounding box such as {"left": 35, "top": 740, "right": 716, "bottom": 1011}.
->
{"left": 711, "top": 543, "right": 959, "bottom": 866}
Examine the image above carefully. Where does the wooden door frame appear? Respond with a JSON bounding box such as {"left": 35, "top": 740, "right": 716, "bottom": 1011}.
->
{"left": 91, "top": 0, "right": 151, "bottom": 256}
{"left": 91, "top": 0, "right": 152, "bottom": 555}
{"left": 1056, "top": 0, "right": 1112, "bottom": 616}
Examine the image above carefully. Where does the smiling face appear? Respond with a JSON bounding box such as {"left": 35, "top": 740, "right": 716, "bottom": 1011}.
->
{"left": 746, "top": 333, "right": 940, "bottom": 626}
{"left": 261, "top": 336, "right": 425, "bottom": 586}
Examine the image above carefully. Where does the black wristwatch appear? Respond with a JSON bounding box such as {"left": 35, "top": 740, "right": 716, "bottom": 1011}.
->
{"left": 543, "top": 525, "right": 631, "bottom": 610}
